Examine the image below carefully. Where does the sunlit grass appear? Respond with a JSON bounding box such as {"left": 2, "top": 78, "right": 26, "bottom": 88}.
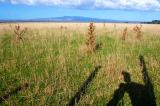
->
{"left": 0, "top": 23, "right": 160, "bottom": 105}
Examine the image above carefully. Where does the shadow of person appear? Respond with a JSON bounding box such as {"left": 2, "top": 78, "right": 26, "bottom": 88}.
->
{"left": 0, "top": 83, "right": 29, "bottom": 104}
{"left": 107, "top": 56, "right": 156, "bottom": 106}
{"left": 68, "top": 66, "right": 101, "bottom": 106}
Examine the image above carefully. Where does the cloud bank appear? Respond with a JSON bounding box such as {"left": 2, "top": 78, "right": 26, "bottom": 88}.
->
{"left": 1, "top": 0, "right": 160, "bottom": 11}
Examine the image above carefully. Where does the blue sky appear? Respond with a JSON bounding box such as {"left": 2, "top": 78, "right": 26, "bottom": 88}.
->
{"left": 0, "top": 0, "right": 160, "bottom": 21}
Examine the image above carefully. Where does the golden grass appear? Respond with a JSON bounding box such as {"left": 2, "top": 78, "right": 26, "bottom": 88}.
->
{"left": 0, "top": 22, "right": 160, "bottom": 105}
{"left": 1, "top": 22, "right": 160, "bottom": 33}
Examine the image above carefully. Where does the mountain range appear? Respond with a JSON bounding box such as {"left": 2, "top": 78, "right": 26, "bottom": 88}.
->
{"left": 0, "top": 16, "right": 141, "bottom": 23}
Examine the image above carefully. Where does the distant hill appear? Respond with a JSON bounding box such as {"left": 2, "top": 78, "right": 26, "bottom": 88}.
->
{"left": 0, "top": 16, "right": 141, "bottom": 23}
{"left": 35, "top": 16, "right": 125, "bottom": 23}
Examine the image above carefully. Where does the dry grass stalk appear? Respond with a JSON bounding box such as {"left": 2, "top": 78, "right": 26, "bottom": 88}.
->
{"left": 122, "top": 27, "right": 128, "bottom": 40}
{"left": 60, "top": 26, "right": 67, "bottom": 30}
{"left": 114, "top": 24, "right": 116, "bottom": 29}
{"left": 85, "top": 23, "right": 96, "bottom": 52}
{"left": 13, "top": 25, "right": 27, "bottom": 42}
{"left": 60, "top": 26, "right": 64, "bottom": 30}
{"left": 103, "top": 22, "right": 106, "bottom": 27}
{"left": 133, "top": 25, "right": 142, "bottom": 40}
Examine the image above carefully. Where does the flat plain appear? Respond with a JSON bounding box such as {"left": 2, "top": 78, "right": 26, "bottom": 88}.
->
{"left": 0, "top": 22, "right": 160, "bottom": 105}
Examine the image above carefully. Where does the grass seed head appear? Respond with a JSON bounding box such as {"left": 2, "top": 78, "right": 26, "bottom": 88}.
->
{"left": 85, "top": 23, "right": 96, "bottom": 52}
{"left": 13, "top": 25, "right": 27, "bottom": 43}
{"left": 133, "top": 25, "right": 143, "bottom": 40}
{"left": 122, "top": 27, "right": 128, "bottom": 41}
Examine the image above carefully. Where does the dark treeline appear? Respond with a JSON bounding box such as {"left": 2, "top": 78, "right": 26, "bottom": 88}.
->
{"left": 143, "top": 20, "right": 160, "bottom": 24}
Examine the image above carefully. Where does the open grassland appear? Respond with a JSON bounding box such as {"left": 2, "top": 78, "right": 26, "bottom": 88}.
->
{"left": 0, "top": 23, "right": 160, "bottom": 105}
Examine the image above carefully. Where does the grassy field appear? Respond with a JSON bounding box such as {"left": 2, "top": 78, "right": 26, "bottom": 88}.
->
{"left": 0, "top": 23, "right": 160, "bottom": 106}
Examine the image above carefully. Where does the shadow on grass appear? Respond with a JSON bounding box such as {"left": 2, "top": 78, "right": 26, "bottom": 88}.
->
{"left": 106, "top": 55, "right": 156, "bottom": 106}
{"left": 68, "top": 66, "right": 101, "bottom": 106}
{"left": 0, "top": 83, "right": 29, "bottom": 104}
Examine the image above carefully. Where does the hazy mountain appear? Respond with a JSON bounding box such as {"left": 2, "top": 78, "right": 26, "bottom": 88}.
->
{"left": 36, "top": 16, "right": 123, "bottom": 22}
{"left": 0, "top": 16, "right": 140, "bottom": 23}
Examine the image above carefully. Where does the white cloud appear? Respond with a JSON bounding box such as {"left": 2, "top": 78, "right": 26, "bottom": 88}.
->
{"left": 95, "top": 0, "right": 160, "bottom": 10}
{"left": 1, "top": 0, "right": 160, "bottom": 11}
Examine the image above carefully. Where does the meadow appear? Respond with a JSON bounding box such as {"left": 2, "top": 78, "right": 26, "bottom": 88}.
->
{"left": 0, "top": 22, "right": 160, "bottom": 106}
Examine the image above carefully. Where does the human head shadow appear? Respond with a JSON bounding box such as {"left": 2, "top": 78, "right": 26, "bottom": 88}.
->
{"left": 106, "top": 55, "right": 156, "bottom": 106}
{"left": 68, "top": 66, "right": 101, "bottom": 106}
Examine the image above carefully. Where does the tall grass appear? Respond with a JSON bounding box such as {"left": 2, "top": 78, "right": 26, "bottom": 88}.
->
{"left": 0, "top": 23, "right": 160, "bottom": 105}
